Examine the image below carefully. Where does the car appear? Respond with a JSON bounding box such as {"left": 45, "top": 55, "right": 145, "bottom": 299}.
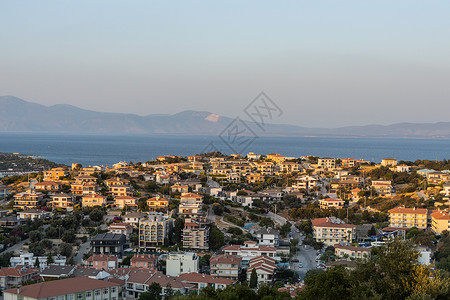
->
{"left": 291, "top": 258, "right": 299, "bottom": 263}
{"left": 298, "top": 263, "right": 303, "bottom": 268}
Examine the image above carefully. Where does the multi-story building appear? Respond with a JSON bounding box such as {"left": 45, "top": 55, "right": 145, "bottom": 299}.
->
{"left": 108, "top": 222, "right": 133, "bottom": 237}
{"left": 166, "top": 252, "right": 199, "bottom": 276}
{"left": 255, "top": 228, "right": 279, "bottom": 247}
{"left": 43, "top": 167, "right": 68, "bottom": 181}
{"left": 381, "top": 158, "right": 398, "bottom": 167}
{"left": 13, "top": 191, "right": 44, "bottom": 209}
{"left": 431, "top": 211, "right": 450, "bottom": 234}
{"left": 319, "top": 198, "right": 345, "bottom": 209}
{"left": 109, "top": 185, "right": 132, "bottom": 197}
{"left": 178, "top": 272, "right": 234, "bottom": 292}
{"left": 278, "top": 162, "right": 300, "bottom": 174}
{"left": 147, "top": 195, "right": 169, "bottom": 211}
{"left": 182, "top": 218, "right": 210, "bottom": 250}
{"left": 334, "top": 244, "right": 371, "bottom": 261}
{"left": 82, "top": 194, "right": 107, "bottom": 207}
{"left": 0, "top": 182, "right": 10, "bottom": 199}
{"left": 388, "top": 207, "right": 428, "bottom": 229}
{"left": 104, "top": 177, "right": 130, "bottom": 187}
{"left": 246, "top": 173, "right": 265, "bottom": 183}
{"left": 179, "top": 193, "right": 203, "bottom": 217}
{"left": 90, "top": 233, "right": 127, "bottom": 258}
{"left": 292, "top": 175, "right": 318, "bottom": 191}
{"left": 114, "top": 196, "right": 137, "bottom": 209}
{"left": 312, "top": 217, "right": 356, "bottom": 246}
{"left": 123, "top": 211, "right": 146, "bottom": 227}
{"left": 266, "top": 153, "right": 287, "bottom": 164}
{"left": 130, "top": 254, "right": 157, "bottom": 269}
{"left": 371, "top": 180, "right": 394, "bottom": 196}
{"left": 3, "top": 276, "right": 120, "bottom": 300}
{"left": 254, "top": 162, "right": 275, "bottom": 175}
{"left": 210, "top": 254, "right": 242, "bottom": 281}
{"left": 51, "top": 193, "right": 75, "bottom": 210}
{"left": 223, "top": 241, "right": 277, "bottom": 264}
{"left": 246, "top": 256, "right": 276, "bottom": 286}
{"left": 0, "top": 267, "right": 40, "bottom": 290}
{"left": 86, "top": 254, "right": 118, "bottom": 271}
{"left": 34, "top": 181, "right": 62, "bottom": 192}
{"left": 138, "top": 212, "right": 172, "bottom": 251}
{"left": 318, "top": 157, "right": 336, "bottom": 169}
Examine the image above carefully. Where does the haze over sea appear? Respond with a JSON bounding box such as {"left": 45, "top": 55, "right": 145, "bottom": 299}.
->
{"left": 1, "top": 133, "right": 449, "bottom": 167}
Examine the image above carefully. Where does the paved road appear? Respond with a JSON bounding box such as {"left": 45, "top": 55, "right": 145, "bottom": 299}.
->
{"left": 206, "top": 177, "right": 220, "bottom": 188}
{"left": 73, "top": 239, "right": 91, "bottom": 265}
{"left": 289, "top": 225, "right": 317, "bottom": 280}
{"left": 0, "top": 238, "right": 29, "bottom": 255}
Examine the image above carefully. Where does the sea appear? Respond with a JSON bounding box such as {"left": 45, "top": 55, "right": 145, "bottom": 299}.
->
{"left": 1, "top": 132, "right": 450, "bottom": 167}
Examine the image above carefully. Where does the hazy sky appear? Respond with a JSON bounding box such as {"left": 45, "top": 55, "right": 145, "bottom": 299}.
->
{"left": 1, "top": 1, "right": 450, "bottom": 128}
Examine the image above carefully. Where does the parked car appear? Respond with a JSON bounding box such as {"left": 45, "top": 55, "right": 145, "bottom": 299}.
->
{"left": 298, "top": 263, "right": 303, "bottom": 268}
{"left": 291, "top": 258, "right": 299, "bottom": 263}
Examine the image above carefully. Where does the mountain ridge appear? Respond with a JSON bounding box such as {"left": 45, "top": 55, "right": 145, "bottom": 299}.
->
{"left": 1, "top": 95, "right": 450, "bottom": 138}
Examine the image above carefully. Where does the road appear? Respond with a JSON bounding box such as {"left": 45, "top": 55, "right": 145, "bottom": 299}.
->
{"left": 0, "top": 238, "right": 29, "bottom": 255}
{"left": 206, "top": 177, "right": 220, "bottom": 188}
{"left": 207, "top": 205, "right": 216, "bottom": 223}
{"left": 289, "top": 225, "right": 317, "bottom": 280}
{"left": 73, "top": 239, "right": 91, "bottom": 265}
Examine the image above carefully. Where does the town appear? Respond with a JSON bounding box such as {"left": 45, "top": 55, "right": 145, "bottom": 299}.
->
{"left": 0, "top": 152, "right": 449, "bottom": 299}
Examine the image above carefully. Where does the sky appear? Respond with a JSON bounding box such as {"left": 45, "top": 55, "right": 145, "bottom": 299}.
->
{"left": 1, "top": 1, "right": 450, "bottom": 128}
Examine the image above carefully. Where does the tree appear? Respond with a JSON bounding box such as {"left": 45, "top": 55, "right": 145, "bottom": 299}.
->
{"left": 299, "top": 266, "right": 351, "bottom": 300}
{"left": 172, "top": 217, "right": 184, "bottom": 244}
{"left": 29, "top": 230, "right": 42, "bottom": 243}
{"left": 139, "top": 283, "right": 162, "bottom": 300}
{"left": 249, "top": 268, "right": 258, "bottom": 288}
{"left": 59, "top": 243, "right": 73, "bottom": 257}
{"left": 209, "top": 224, "right": 225, "bottom": 251}
{"left": 35, "top": 257, "right": 40, "bottom": 268}
{"left": 61, "top": 230, "right": 76, "bottom": 243}
{"left": 138, "top": 199, "right": 149, "bottom": 211}
{"left": 46, "top": 254, "right": 54, "bottom": 265}
{"left": 368, "top": 225, "right": 377, "bottom": 236}
{"left": 259, "top": 217, "right": 274, "bottom": 228}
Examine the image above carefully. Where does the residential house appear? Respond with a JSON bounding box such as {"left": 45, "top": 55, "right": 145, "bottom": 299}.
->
{"left": 51, "top": 193, "right": 75, "bottom": 210}
{"left": 246, "top": 256, "right": 276, "bottom": 286}
{"left": 130, "top": 254, "right": 157, "bottom": 269}
{"left": 123, "top": 211, "right": 146, "bottom": 227}
{"left": 341, "top": 158, "right": 358, "bottom": 168}
{"left": 319, "top": 198, "right": 345, "bottom": 209}
{"left": 166, "top": 252, "right": 199, "bottom": 276}
{"left": 109, "top": 185, "right": 132, "bottom": 197}
{"left": 255, "top": 228, "right": 279, "bottom": 247}
{"left": 397, "top": 165, "right": 412, "bottom": 172}
{"left": 427, "top": 172, "right": 450, "bottom": 184}
{"left": 90, "top": 233, "right": 127, "bottom": 258}
{"left": 105, "top": 177, "right": 130, "bottom": 187}
{"left": 0, "top": 267, "right": 40, "bottom": 290}
{"left": 292, "top": 176, "right": 318, "bottom": 191}
{"left": 278, "top": 162, "right": 300, "bottom": 174}
{"left": 108, "top": 222, "right": 133, "bottom": 237}
{"left": 3, "top": 276, "right": 120, "bottom": 300}
{"left": 431, "top": 211, "right": 450, "bottom": 234}
{"left": 82, "top": 194, "right": 107, "bottom": 207}
{"left": 266, "top": 153, "right": 286, "bottom": 164}
{"left": 178, "top": 272, "right": 234, "bottom": 292}
{"left": 312, "top": 217, "right": 356, "bottom": 246}
{"left": 334, "top": 244, "right": 371, "bottom": 261}
{"left": 86, "top": 254, "right": 118, "bottom": 271}
{"left": 179, "top": 193, "right": 203, "bottom": 217}
{"left": 18, "top": 209, "right": 51, "bottom": 220}
{"left": 43, "top": 167, "right": 67, "bottom": 181}
{"left": 13, "top": 191, "right": 44, "bottom": 209}
{"left": 114, "top": 196, "right": 137, "bottom": 209}
{"left": 40, "top": 265, "right": 76, "bottom": 280}
{"left": 381, "top": 158, "right": 398, "bottom": 167}
{"left": 34, "top": 181, "right": 62, "bottom": 192}
{"left": 210, "top": 254, "right": 242, "bottom": 281}
{"left": 246, "top": 173, "right": 265, "bottom": 184}
{"left": 171, "top": 184, "right": 189, "bottom": 193}
{"left": 138, "top": 212, "right": 172, "bottom": 251}
{"left": 372, "top": 180, "right": 394, "bottom": 196}
{"left": 223, "top": 241, "right": 277, "bottom": 264}
{"left": 146, "top": 195, "right": 169, "bottom": 211}
{"left": 0, "top": 183, "right": 10, "bottom": 199}
{"left": 318, "top": 157, "right": 336, "bottom": 169}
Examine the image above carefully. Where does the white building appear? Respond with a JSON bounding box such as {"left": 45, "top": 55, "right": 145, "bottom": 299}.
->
{"left": 166, "top": 252, "right": 199, "bottom": 276}
{"left": 223, "top": 241, "right": 278, "bottom": 264}
{"left": 10, "top": 253, "right": 66, "bottom": 269}
{"left": 254, "top": 228, "right": 279, "bottom": 247}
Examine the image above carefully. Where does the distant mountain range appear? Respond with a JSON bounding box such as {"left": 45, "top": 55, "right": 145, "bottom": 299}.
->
{"left": 1, "top": 95, "right": 450, "bottom": 138}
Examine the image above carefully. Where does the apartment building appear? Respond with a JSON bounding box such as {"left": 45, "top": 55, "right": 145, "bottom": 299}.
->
{"left": 210, "top": 254, "right": 242, "bottom": 280}
{"left": 82, "top": 194, "right": 107, "bottom": 207}
{"left": 138, "top": 212, "right": 172, "bottom": 250}
{"left": 182, "top": 218, "right": 210, "bottom": 250}
{"left": 318, "top": 157, "right": 336, "bottom": 169}
{"left": 13, "top": 191, "right": 44, "bottom": 209}
{"left": 431, "top": 211, "right": 450, "bottom": 234}
{"left": 146, "top": 195, "right": 169, "bottom": 211}
{"left": 0, "top": 267, "right": 40, "bottom": 290}
{"left": 166, "top": 252, "right": 199, "bottom": 276}
{"left": 255, "top": 228, "right": 280, "bottom": 247}
{"left": 312, "top": 217, "right": 356, "bottom": 246}
{"left": 246, "top": 256, "right": 277, "bottom": 286}
{"left": 266, "top": 153, "right": 287, "bottom": 164}
{"left": 319, "top": 198, "right": 345, "bottom": 209}
{"left": 86, "top": 254, "right": 118, "bottom": 271}
{"left": 223, "top": 241, "right": 277, "bottom": 264}
{"left": 388, "top": 207, "right": 428, "bottom": 229}
{"left": 43, "top": 167, "right": 68, "bottom": 181}
{"left": 108, "top": 222, "right": 133, "bottom": 237}
{"left": 371, "top": 180, "right": 394, "bottom": 196}
{"left": 109, "top": 185, "right": 132, "bottom": 197}
{"left": 51, "top": 193, "right": 75, "bottom": 210}
{"left": 114, "top": 195, "right": 137, "bottom": 209}
{"left": 381, "top": 158, "right": 398, "bottom": 167}
{"left": 34, "top": 181, "right": 62, "bottom": 192}
{"left": 334, "top": 244, "right": 371, "bottom": 261}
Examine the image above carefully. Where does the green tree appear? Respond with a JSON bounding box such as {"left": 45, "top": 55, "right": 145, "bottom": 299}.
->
{"left": 59, "top": 243, "right": 73, "bottom": 257}
{"left": 46, "top": 254, "right": 54, "bottom": 265}
{"left": 139, "top": 283, "right": 162, "bottom": 300}
{"left": 249, "top": 268, "right": 258, "bottom": 288}
{"left": 209, "top": 224, "right": 225, "bottom": 251}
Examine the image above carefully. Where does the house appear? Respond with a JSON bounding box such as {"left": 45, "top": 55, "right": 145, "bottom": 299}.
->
{"left": 108, "top": 222, "right": 133, "bottom": 237}
{"left": 279, "top": 162, "right": 300, "bottom": 174}
{"left": 34, "top": 181, "right": 62, "bottom": 192}
{"left": 210, "top": 254, "right": 242, "bottom": 281}
{"left": 0, "top": 267, "right": 40, "bottom": 290}
{"left": 341, "top": 158, "right": 358, "bottom": 168}
{"left": 292, "top": 175, "right": 318, "bottom": 191}
{"left": 125, "top": 270, "right": 193, "bottom": 299}
{"left": 334, "top": 244, "right": 371, "bottom": 261}
{"left": 130, "top": 254, "right": 157, "bottom": 269}
{"left": 371, "top": 180, "right": 394, "bottom": 196}
{"left": 311, "top": 217, "right": 356, "bottom": 246}
{"left": 388, "top": 207, "right": 429, "bottom": 229}
{"left": 254, "top": 228, "right": 279, "bottom": 247}
{"left": 182, "top": 218, "right": 210, "bottom": 250}
{"left": 179, "top": 194, "right": 203, "bottom": 217}
{"left": 13, "top": 191, "right": 44, "bottom": 209}
{"left": 123, "top": 211, "right": 147, "bottom": 227}
{"left": 318, "top": 157, "right": 336, "bottom": 169}
{"left": 427, "top": 171, "right": 450, "bottom": 184}
{"left": 114, "top": 196, "right": 137, "bottom": 209}
{"left": 71, "top": 182, "right": 99, "bottom": 195}
{"left": 397, "top": 165, "right": 412, "bottom": 172}
{"left": 39, "top": 265, "right": 76, "bottom": 279}
{"left": 171, "top": 184, "right": 189, "bottom": 193}
{"left": 254, "top": 162, "right": 275, "bottom": 175}
{"left": 166, "top": 252, "right": 199, "bottom": 276}
{"left": 82, "top": 194, "right": 107, "bottom": 207}
{"left": 246, "top": 256, "right": 277, "bottom": 286}
{"left": 109, "top": 185, "right": 132, "bottom": 197}
{"left": 86, "top": 254, "right": 118, "bottom": 271}
{"left": 319, "top": 198, "right": 345, "bottom": 209}
{"left": 10, "top": 253, "right": 66, "bottom": 269}
{"left": 266, "top": 153, "right": 286, "bottom": 164}
{"left": 381, "top": 158, "right": 398, "bottom": 167}
{"left": 146, "top": 195, "right": 169, "bottom": 211}
{"left": 246, "top": 173, "right": 265, "bottom": 183}
{"left": 105, "top": 177, "right": 130, "bottom": 187}
{"left": 0, "top": 216, "right": 20, "bottom": 228}
{"left": 431, "top": 211, "right": 450, "bottom": 234}
{"left": 90, "top": 233, "right": 127, "bottom": 259}
{"left": 3, "top": 276, "right": 120, "bottom": 300}
{"left": 223, "top": 241, "right": 277, "bottom": 264}
{"left": 441, "top": 183, "right": 450, "bottom": 197}
{"left": 138, "top": 212, "right": 172, "bottom": 251}
{"left": 43, "top": 167, "right": 68, "bottom": 181}
{"left": 51, "top": 193, "right": 75, "bottom": 210}
{"left": 178, "top": 272, "right": 235, "bottom": 292}
{"left": 18, "top": 209, "right": 51, "bottom": 220}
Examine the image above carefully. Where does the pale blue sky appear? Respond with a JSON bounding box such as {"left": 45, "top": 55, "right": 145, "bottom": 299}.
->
{"left": 1, "top": 1, "right": 450, "bottom": 127}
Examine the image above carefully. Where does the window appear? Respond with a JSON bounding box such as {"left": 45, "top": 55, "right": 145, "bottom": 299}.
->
{"left": 77, "top": 293, "right": 83, "bottom": 299}
{"left": 86, "top": 291, "right": 92, "bottom": 297}
{"left": 104, "top": 288, "right": 108, "bottom": 294}
{"left": 111, "top": 287, "right": 116, "bottom": 293}
{"left": 95, "top": 290, "right": 100, "bottom": 296}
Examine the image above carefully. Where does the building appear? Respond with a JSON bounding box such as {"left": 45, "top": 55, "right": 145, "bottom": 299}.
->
{"left": 114, "top": 196, "right": 137, "bottom": 209}
{"left": 34, "top": 181, "right": 62, "bottom": 192}
{"left": 381, "top": 158, "right": 398, "bottom": 167}
{"left": 86, "top": 254, "right": 118, "bottom": 271}
{"left": 51, "top": 193, "right": 75, "bottom": 210}
{"left": 13, "top": 191, "right": 44, "bottom": 210}
{"left": 82, "top": 194, "right": 107, "bottom": 207}
{"left": 0, "top": 267, "right": 40, "bottom": 290}
{"left": 179, "top": 193, "right": 203, "bottom": 217}
{"left": 109, "top": 185, "right": 132, "bottom": 197}
{"left": 319, "top": 198, "right": 345, "bottom": 209}
{"left": 10, "top": 253, "right": 66, "bottom": 269}
{"left": 166, "top": 252, "right": 199, "bottom": 276}
{"left": 371, "top": 180, "right": 394, "bottom": 196}
{"left": 341, "top": 158, "right": 358, "bottom": 168}
{"left": 431, "top": 211, "right": 450, "bottom": 234}
{"left": 246, "top": 256, "right": 277, "bottom": 286}
{"left": 318, "top": 157, "right": 336, "bottom": 169}
{"left": 123, "top": 211, "right": 146, "bottom": 227}
{"left": 90, "top": 233, "right": 127, "bottom": 258}
{"left": 210, "top": 254, "right": 242, "bottom": 281}
{"left": 266, "top": 153, "right": 286, "bottom": 164}
{"left": 279, "top": 162, "right": 300, "bottom": 174}
{"left": 397, "top": 165, "right": 412, "bottom": 172}
{"left": 0, "top": 183, "right": 10, "bottom": 199}
{"left": 178, "top": 272, "right": 235, "bottom": 292}
{"left": 312, "top": 217, "right": 356, "bottom": 246}
{"left": 388, "top": 207, "right": 429, "bottom": 229}
{"left": 43, "top": 167, "right": 68, "bottom": 181}
{"left": 108, "top": 222, "right": 133, "bottom": 237}
{"left": 334, "top": 244, "right": 371, "bottom": 261}
{"left": 138, "top": 212, "right": 172, "bottom": 250}
{"left": 223, "top": 241, "right": 277, "bottom": 264}
{"left": 246, "top": 173, "right": 265, "bottom": 184}
{"left": 3, "top": 276, "right": 120, "bottom": 300}
{"left": 182, "top": 218, "right": 210, "bottom": 250}
{"left": 254, "top": 228, "right": 279, "bottom": 247}
{"left": 292, "top": 175, "right": 318, "bottom": 191}
{"left": 130, "top": 254, "right": 157, "bottom": 269}
{"left": 147, "top": 195, "right": 169, "bottom": 211}
{"left": 18, "top": 209, "right": 51, "bottom": 220}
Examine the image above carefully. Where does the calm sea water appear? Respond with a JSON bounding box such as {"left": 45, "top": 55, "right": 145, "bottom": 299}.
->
{"left": 0, "top": 133, "right": 449, "bottom": 166}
